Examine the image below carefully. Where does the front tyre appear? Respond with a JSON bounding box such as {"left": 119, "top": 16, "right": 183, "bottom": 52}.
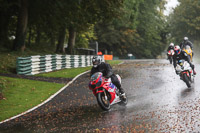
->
{"left": 169, "top": 57, "right": 172, "bottom": 64}
{"left": 96, "top": 92, "right": 110, "bottom": 111}
{"left": 183, "top": 73, "right": 191, "bottom": 88}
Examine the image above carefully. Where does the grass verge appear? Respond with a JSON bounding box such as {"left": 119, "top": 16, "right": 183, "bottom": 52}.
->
{"left": 0, "top": 76, "right": 64, "bottom": 122}
{"left": 106, "top": 60, "right": 123, "bottom": 66}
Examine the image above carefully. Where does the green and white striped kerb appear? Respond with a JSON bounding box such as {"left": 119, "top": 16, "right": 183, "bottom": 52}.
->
{"left": 16, "top": 54, "right": 93, "bottom": 75}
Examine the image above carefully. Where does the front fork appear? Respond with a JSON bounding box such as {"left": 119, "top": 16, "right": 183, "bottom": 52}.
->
{"left": 96, "top": 88, "right": 108, "bottom": 100}
{"left": 103, "top": 89, "right": 108, "bottom": 100}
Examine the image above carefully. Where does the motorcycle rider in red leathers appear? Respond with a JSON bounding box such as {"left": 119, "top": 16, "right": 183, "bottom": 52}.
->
{"left": 90, "top": 56, "right": 125, "bottom": 98}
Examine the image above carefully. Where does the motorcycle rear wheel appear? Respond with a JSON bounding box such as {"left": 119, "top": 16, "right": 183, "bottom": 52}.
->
{"left": 183, "top": 73, "right": 191, "bottom": 88}
{"left": 96, "top": 92, "right": 110, "bottom": 111}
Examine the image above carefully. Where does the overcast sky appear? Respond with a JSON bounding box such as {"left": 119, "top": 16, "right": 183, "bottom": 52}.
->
{"left": 164, "top": 0, "right": 179, "bottom": 16}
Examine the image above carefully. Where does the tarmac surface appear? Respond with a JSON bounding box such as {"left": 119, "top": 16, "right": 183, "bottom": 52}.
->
{"left": 0, "top": 59, "right": 200, "bottom": 132}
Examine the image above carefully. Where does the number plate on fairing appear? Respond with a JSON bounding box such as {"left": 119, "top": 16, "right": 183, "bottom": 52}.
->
{"left": 108, "top": 83, "right": 116, "bottom": 92}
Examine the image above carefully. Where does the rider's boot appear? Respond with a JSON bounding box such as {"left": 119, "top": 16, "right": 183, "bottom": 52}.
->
{"left": 119, "top": 87, "right": 126, "bottom": 99}
{"left": 193, "top": 69, "right": 196, "bottom": 75}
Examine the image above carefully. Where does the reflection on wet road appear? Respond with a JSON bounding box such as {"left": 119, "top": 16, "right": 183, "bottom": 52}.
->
{"left": 0, "top": 59, "right": 200, "bottom": 132}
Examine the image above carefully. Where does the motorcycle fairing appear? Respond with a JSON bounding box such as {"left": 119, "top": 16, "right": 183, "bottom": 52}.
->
{"left": 176, "top": 60, "right": 192, "bottom": 74}
{"left": 183, "top": 45, "right": 193, "bottom": 61}
{"left": 182, "top": 71, "right": 190, "bottom": 77}
{"left": 102, "top": 82, "right": 117, "bottom": 104}
{"left": 95, "top": 89, "right": 104, "bottom": 94}
{"left": 110, "top": 95, "right": 120, "bottom": 105}
{"left": 168, "top": 49, "right": 175, "bottom": 56}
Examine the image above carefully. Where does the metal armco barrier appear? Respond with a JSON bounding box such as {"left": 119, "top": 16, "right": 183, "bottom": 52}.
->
{"left": 16, "top": 55, "right": 93, "bottom": 75}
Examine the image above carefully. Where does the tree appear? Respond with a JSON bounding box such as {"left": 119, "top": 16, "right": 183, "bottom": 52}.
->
{"left": 13, "top": 0, "right": 28, "bottom": 52}
{"left": 95, "top": 0, "right": 167, "bottom": 58}
{"left": 56, "top": 27, "right": 67, "bottom": 53}
{"left": 0, "top": 0, "right": 124, "bottom": 54}
{"left": 64, "top": 0, "right": 124, "bottom": 54}
{"left": 0, "top": 0, "right": 18, "bottom": 48}
{"left": 169, "top": 0, "right": 200, "bottom": 42}
{"left": 136, "top": 0, "right": 167, "bottom": 58}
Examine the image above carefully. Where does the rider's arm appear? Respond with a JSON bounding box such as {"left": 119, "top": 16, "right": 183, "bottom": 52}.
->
{"left": 183, "top": 51, "right": 194, "bottom": 68}
{"left": 90, "top": 67, "right": 95, "bottom": 77}
{"left": 183, "top": 51, "right": 191, "bottom": 63}
{"left": 188, "top": 41, "right": 193, "bottom": 49}
{"left": 167, "top": 47, "right": 169, "bottom": 51}
{"left": 104, "top": 63, "right": 113, "bottom": 78}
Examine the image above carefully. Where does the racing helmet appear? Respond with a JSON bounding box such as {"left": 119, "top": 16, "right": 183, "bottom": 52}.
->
{"left": 184, "top": 37, "right": 188, "bottom": 41}
{"left": 92, "top": 56, "right": 102, "bottom": 68}
{"left": 174, "top": 45, "right": 181, "bottom": 55}
{"left": 169, "top": 43, "right": 174, "bottom": 47}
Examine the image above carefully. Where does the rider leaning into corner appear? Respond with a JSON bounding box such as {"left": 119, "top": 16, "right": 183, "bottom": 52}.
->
{"left": 179, "top": 37, "right": 194, "bottom": 56}
{"left": 173, "top": 45, "right": 196, "bottom": 75}
{"left": 90, "top": 56, "right": 125, "bottom": 98}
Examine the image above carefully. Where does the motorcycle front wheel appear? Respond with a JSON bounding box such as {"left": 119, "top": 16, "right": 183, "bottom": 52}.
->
{"left": 96, "top": 92, "right": 110, "bottom": 111}
{"left": 183, "top": 73, "right": 191, "bottom": 88}
{"left": 170, "top": 59, "right": 172, "bottom": 64}
{"left": 169, "top": 57, "right": 172, "bottom": 64}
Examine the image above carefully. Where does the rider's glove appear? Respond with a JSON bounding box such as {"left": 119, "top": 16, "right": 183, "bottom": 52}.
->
{"left": 105, "top": 75, "right": 110, "bottom": 79}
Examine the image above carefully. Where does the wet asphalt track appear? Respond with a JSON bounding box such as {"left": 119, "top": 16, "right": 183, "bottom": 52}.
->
{"left": 0, "top": 59, "right": 200, "bottom": 132}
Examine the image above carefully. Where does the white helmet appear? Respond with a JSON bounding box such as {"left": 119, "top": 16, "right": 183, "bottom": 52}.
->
{"left": 174, "top": 45, "right": 181, "bottom": 55}
{"left": 169, "top": 43, "right": 174, "bottom": 47}
{"left": 184, "top": 37, "right": 188, "bottom": 41}
{"left": 92, "top": 56, "right": 102, "bottom": 68}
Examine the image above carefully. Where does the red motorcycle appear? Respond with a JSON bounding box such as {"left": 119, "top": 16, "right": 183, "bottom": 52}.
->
{"left": 89, "top": 72, "right": 128, "bottom": 111}
{"left": 167, "top": 49, "right": 175, "bottom": 64}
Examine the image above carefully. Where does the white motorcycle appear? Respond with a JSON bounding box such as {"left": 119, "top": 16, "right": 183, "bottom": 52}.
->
{"left": 175, "top": 60, "right": 194, "bottom": 88}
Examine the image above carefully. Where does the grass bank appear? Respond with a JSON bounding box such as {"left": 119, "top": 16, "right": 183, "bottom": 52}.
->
{"left": 0, "top": 76, "right": 64, "bottom": 121}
